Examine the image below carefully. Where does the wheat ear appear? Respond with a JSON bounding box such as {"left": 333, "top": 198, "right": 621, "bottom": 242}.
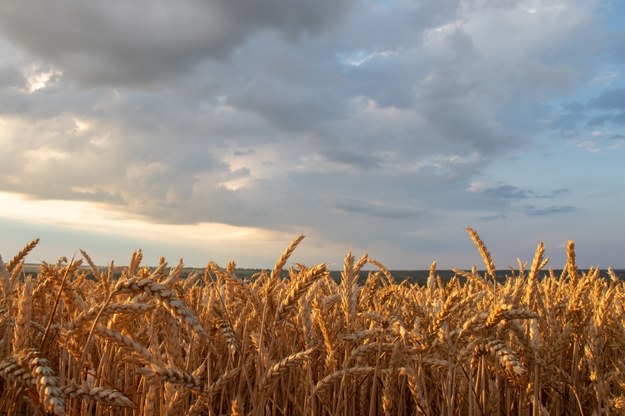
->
{"left": 114, "top": 276, "right": 210, "bottom": 342}
{"left": 260, "top": 347, "right": 316, "bottom": 394}
{"left": 466, "top": 227, "right": 496, "bottom": 279}
{"left": 62, "top": 381, "right": 133, "bottom": 407}
{"left": 7, "top": 238, "right": 39, "bottom": 273}
{"left": 566, "top": 240, "right": 579, "bottom": 282}
{"left": 313, "top": 367, "right": 384, "bottom": 395}
{"left": 271, "top": 234, "right": 305, "bottom": 281}
{"left": 19, "top": 349, "right": 66, "bottom": 416}
{"left": 275, "top": 264, "right": 326, "bottom": 322}
{"left": 138, "top": 363, "right": 204, "bottom": 391}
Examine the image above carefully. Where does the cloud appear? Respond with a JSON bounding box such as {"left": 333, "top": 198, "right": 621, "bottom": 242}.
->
{"left": 0, "top": 0, "right": 356, "bottom": 86}
{"left": 564, "top": 100, "right": 586, "bottom": 112}
{"left": 523, "top": 205, "right": 575, "bottom": 216}
{"left": 608, "top": 32, "right": 625, "bottom": 63}
{"left": 479, "top": 213, "right": 508, "bottom": 221}
{"left": 318, "top": 148, "right": 382, "bottom": 170}
{"left": 0, "top": 0, "right": 617, "bottom": 258}
{"left": 542, "top": 188, "right": 570, "bottom": 198}
{"left": 483, "top": 184, "right": 533, "bottom": 201}
{"left": 0, "top": 65, "right": 24, "bottom": 88}
{"left": 471, "top": 183, "right": 574, "bottom": 219}
{"left": 481, "top": 184, "right": 569, "bottom": 201}
{"left": 549, "top": 85, "right": 625, "bottom": 140}
{"left": 590, "top": 87, "right": 625, "bottom": 109}
{"left": 332, "top": 198, "right": 422, "bottom": 219}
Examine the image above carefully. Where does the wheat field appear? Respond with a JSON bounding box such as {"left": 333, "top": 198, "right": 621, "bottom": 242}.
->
{"left": 1, "top": 228, "right": 624, "bottom": 415}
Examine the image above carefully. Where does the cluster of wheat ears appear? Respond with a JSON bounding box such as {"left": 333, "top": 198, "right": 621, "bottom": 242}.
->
{"left": 0, "top": 228, "right": 624, "bottom": 415}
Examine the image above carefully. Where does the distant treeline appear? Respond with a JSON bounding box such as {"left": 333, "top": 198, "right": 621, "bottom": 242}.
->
{"left": 21, "top": 263, "right": 625, "bottom": 285}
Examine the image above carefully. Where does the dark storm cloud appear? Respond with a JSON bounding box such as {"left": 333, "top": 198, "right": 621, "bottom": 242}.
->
{"left": 0, "top": 0, "right": 355, "bottom": 86}
{"left": 0, "top": 88, "right": 28, "bottom": 114}
{"left": 228, "top": 80, "right": 345, "bottom": 133}
{"left": 0, "top": 65, "right": 23, "bottom": 87}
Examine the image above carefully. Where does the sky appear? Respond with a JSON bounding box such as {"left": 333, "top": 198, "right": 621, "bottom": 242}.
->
{"left": 0, "top": 0, "right": 624, "bottom": 270}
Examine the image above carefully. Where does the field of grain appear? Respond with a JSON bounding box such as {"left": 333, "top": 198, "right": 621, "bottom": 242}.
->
{"left": 1, "top": 228, "right": 624, "bottom": 415}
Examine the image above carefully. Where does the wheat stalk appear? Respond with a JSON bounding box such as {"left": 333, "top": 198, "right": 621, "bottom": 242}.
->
{"left": 12, "top": 276, "right": 33, "bottom": 354}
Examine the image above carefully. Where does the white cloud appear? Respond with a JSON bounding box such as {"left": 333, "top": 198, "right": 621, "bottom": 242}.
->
{"left": 468, "top": 182, "right": 486, "bottom": 192}
{"left": 337, "top": 48, "right": 401, "bottom": 67}
{"left": 21, "top": 65, "right": 62, "bottom": 93}
{"left": 423, "top": 20, "right": 465, "bottom": 46}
